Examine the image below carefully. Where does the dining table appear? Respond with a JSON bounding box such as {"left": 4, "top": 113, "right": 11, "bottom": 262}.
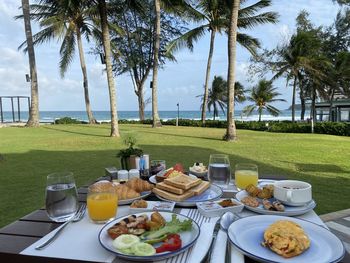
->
{"left": 0, "top": 175, "right": 349, "bottom": 263}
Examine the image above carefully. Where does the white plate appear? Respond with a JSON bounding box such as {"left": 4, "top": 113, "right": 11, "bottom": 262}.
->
{"left": 228, "top": 215, "right": 345, "bottom": 263}
{"left": 235, "top": 190, "right": 316, "bottom": 216}
{"left": 129, "top": 201, "right": 175, "bottom": 213}
{"left": 155, "top": 184, "right": 223, "bottom": 207}
{"left": 118, "top": 191, "right": 151, "bottom": 205}
{"left": 98, "top": 211, "right": 200, "bottom": 261}
{"left": 149, "top": 174, "right": 197, "bottom": 184}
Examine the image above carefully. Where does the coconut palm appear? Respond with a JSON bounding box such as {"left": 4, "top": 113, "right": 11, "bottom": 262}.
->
{"left": 243, "top": 79, "right": 286, "bottom": 121}
{"left": 224, "top": 0, "right": 240, "bottom": 141}
{"left": 97, "top": 0, "right": 120, "bottom": 136}
{"left": 21, "top": 0, "right": 39, "bottom": 127}
{"left": 17, "top": 0, "right": 97, "bottom": 124}
{"left": 167, "top": 0, "right": 278, "bottom": 125}
{"left": 198, "top": 76, "right": 245, "bottom": 120}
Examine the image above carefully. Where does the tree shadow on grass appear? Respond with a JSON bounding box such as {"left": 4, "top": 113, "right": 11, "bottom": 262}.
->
{"left": 43, "top": 126, "right": 109, "bottom": 138}
{"left": 281, "top": 161, "right": 350, "bottom": 173}
{"left": 139, "top": 129, "right": 223, "bottom": 142}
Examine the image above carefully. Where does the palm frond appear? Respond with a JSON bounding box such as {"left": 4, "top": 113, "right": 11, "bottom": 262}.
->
{"left": 59, "top": 25, "right": 76, "bottom": 77}
{"left": 165, "top": 25, "right": 208, "bottom": 55}
{"left": 238, "top": 12, "right": 278, "bottom": 29}
{"left": 237, "top": 32, "right": 260, "bottom": 56}
{"left": 242, "top": 105, "right": 256, "bottom": 116}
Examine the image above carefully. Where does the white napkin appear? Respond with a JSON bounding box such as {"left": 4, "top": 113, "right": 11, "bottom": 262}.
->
{"left": 187, "top": 222, "right": 215, "bottom": 263}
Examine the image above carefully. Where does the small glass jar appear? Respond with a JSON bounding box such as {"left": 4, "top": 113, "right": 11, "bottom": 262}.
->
{"left": 128, "top": 169, "right": 140, "bottom": 179}
{"left": 117, "top": 170, "right": 128, "bottom": 183}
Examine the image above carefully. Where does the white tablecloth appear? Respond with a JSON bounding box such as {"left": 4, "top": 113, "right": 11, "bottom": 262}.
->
{"left": 20, "top": 206, "right": 326, "bottom": 263}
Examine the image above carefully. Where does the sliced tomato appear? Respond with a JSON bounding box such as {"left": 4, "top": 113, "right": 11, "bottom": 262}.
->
{"left": 155, "top": 234, "right": 182, "bottom": 253}
{"left": 173, "top": 163, "right": 184, "bottom": 172}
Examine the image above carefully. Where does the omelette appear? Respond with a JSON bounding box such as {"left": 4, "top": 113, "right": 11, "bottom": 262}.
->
{"left": 262, "top": 220, "right": 310, "bottom": 258}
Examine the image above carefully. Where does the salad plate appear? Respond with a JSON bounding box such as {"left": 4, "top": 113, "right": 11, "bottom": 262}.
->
{"left": 155, "top": 184, "right": 223, "bottom": 207}
{"left": 235, "top": 190, "right": 316, "bottom": 216}
{"left": 228, "top": 215, "right": 345, "bottom": 263}
{"left": 118, "top": 191, "right": 151, "bottom": 205}
{"left": 98, "top": 211, "right": 200, "bottom": 261}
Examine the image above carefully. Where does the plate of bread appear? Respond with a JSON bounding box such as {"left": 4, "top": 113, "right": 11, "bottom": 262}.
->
{"left": 228, "top": 215, "right": 345, "bottom": 263}
{"left": 152, "top": 173, "right": 223, "bottom": 207}
{"left": 114, "top": 178, "right": 154, "bottom": 205}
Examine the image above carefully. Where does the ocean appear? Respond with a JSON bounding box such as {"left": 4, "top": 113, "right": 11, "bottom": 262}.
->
{"left": 0, "top": 110, "right": 310, "bottom": 123}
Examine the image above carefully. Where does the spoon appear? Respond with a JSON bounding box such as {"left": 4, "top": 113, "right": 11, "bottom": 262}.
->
{"left": 220, "top": 212, "right": 240, "bottom": 263}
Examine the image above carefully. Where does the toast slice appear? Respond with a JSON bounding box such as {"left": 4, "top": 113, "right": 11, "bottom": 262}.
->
{"left": 189, "top": 181, "right": 210, "bottom": 195}
{"left": 152, "top": 187, "right": 194, "bottom": 202}
{"left": 156, "top": 182, "right": 185, "bottom": 195}
{"left": 164, "top": 174, "right": 202, "bottom": 190}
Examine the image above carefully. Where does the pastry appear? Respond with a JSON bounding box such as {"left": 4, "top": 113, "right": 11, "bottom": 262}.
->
{"left": 130, "top": 199, "right": 148, "bottom": 208}
{"left": 258, "top": 188, "right": 273, "bottom": 199}
{"left": 241, "top": 196, "right": 259, "bottom": 207}
{"left": 273, "top": 201, "right": 285, "bottom": 212}
{"left": 125, "top": 178, "right": 153, "bottom": 193}
{"left": 115, "top": 184, "right": 140, "bottom": 200}
{"left": 262, "top": 220, "right": 310, "bottom": 258}
{"left": 245, "top": 184, "right": 261, "bottom": 197}
{"left": 262, "top": 199, "right": 274, "bottom": 210}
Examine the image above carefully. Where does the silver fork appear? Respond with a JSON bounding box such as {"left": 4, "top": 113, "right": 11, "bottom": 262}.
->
{"left": 35, "top": 203, "right": 86, "bottom": 250}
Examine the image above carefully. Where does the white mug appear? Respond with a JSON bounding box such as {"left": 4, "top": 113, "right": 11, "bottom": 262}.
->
{"left": 274, "top": 180, "right": 312, "bottom": 206}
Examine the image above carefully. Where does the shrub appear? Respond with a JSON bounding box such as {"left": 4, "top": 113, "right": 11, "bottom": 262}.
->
{"left": 54, "top": 117, "right": 82, "bottom": 124}
{"left": 315, "top": 122, "right": 350, "bottom": 136}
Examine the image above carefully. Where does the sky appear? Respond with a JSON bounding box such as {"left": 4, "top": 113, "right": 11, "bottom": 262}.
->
{"left": 0, "top": 0, "right": 342, "bottom": 112}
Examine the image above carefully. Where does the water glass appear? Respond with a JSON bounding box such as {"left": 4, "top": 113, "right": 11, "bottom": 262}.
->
{"left": 87, "top": 181, "right": 118, "bottom": 224}
{"left": 208, "top": 154, "right": 231, "bottom": 187}
{"left": 235, "top": 163, "right": 259, "bottom": 191}
{"left": 45, "top": 172, "right": 78, "bottom": 223}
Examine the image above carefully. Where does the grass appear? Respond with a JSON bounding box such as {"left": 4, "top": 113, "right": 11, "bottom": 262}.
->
{"left": 0, "top": 124, "right": 350, "bottom": 227}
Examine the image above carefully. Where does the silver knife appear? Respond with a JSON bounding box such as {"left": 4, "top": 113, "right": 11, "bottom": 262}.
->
{"left": 201, "top": 219, "right": 221, "bottom": 263}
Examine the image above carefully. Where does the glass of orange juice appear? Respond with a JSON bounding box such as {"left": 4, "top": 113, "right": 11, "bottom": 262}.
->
{"left": 235, "top": 164, "right": 258, "bottom": 191}
{"left": 87, "top": 181, "right": 118, "bottom": 224}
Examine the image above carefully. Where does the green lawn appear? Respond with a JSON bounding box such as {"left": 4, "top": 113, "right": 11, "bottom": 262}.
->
{"left": 1, "top": 124, "right": 350, "bottom": 227}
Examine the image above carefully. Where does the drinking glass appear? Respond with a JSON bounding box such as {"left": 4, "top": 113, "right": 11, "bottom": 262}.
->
{"left": 235, "top": 163, "right": 258, "bottom": 191}
{"left": 208, "top": 154, "right": 231, "bottom": 187}
{"left": 45, "top": 172, "right": 78, "bottom": 223}
{"left": 87, "top": 181, "right": 118, "bottom": 224}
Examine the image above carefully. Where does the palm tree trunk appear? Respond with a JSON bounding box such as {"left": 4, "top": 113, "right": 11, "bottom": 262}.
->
{"left": 137, "top": 87, "right": 145, "bottom": 121}
{"left": 292, "top": 76, "right": 297, "bottom": 122}
{"left": 201, "top": 30, "right": 216, "bottom": 125}
{"left": 22, "top": 0, "right": 39, "bottom": 127}
{"left": 259, "top": 108, "right": 262, "bottom": 122}
{"left": 76, "top": 29, "right": 96, "bottom": 124}
{"left": 299, "top": 82, "right": 305, "bottom": 121}
{"left": 224, "top": 0, "right": 240, "bottom": 141}
{"left": 152, "top": 0, "right": 162, "bottom": 128}
{"left": 98, "top": 0, "right": 120, "bottom": 137}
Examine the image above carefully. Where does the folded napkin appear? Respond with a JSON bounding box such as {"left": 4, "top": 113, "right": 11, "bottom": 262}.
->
{"left": 187, "top": 222, "right": 215, "bottom": 263}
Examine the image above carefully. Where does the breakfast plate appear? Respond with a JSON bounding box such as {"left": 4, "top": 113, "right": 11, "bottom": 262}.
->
{"left": 228, "top": 215, "right": 345, "bottom": 263}
{"left": 235, "top": 190, "right": 316, "bottom": 216}
{"left": 149, "top": 174, "right": 197, "bottom": 184}
{"left": 98, "top": 211, "right": 200, "bottom": 261}
{"left": 118, "top": 191, "right": 152, "bottom": 205}
{"left": 155, "top": 184, "right": 223, "bottom": 207}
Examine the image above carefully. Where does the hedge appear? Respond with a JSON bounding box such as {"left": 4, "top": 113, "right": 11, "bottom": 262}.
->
{"left": 54, "top": 117, "right": 350, "bottom": 136}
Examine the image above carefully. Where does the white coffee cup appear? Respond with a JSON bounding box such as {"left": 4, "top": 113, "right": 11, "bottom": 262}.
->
{"left": 274, "top": 180, "right": 312, "bottom": 206}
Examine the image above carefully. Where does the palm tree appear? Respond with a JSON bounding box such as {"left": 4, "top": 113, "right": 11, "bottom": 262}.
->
{"left": 17, "top": 0, "right": 97, "bottom": 124}
{"left": 243, "top": 79, "right": 286, "bottom": 121}
{"left": 224, "top": 0, "right": 240, "bottom": 141}
{"left": 21, "top": 0, "right": 39, "bottom": 127}
{"left": 199, "top": 76, "right": 246, "bottom": 120}
{"left": 270, "top": 31, "right": 326, "bottom": 122}
{"left": 97, "top": 0, "right": 120, "bottom": 137}
{"left": 167, "top": 0, "right": 278, "bottom": 125}
{"left": 152, "top": 0, "right": 162, "bottom": 128}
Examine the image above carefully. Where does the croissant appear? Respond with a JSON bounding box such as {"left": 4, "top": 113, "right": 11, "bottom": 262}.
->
{"left": 115, "top": 184, "right": 140, "bottom": 200}
{"left": 126, "top": 178, "right": 154, "bottom": 193}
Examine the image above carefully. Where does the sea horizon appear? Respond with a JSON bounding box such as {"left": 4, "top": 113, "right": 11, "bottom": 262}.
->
{"left": 0, "top": 109, "right": 310, "bottom": 123}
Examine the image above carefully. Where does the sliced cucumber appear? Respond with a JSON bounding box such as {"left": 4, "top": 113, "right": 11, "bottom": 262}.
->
{"left": 132, "top": 242, "right": 156, "bottom": 256}
{"left": 112, "top": 234, "right": 140, "bottom": 250}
